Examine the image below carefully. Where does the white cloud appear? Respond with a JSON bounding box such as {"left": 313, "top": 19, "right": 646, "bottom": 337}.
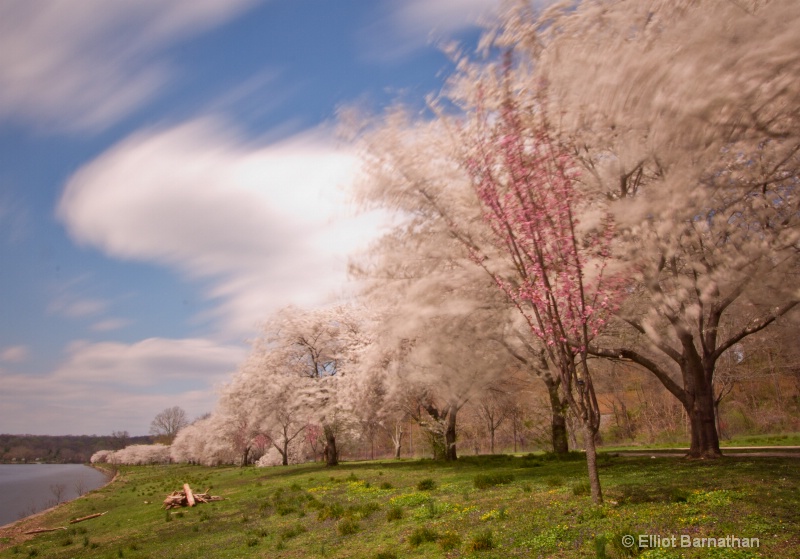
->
{"left": 58, "top": 118, "right": 382, "bottom": 337}
{"left": 91, "top": 318, "right": 133, "bottom": 333}
{"left": 1, "top": 345, "right": 29, "bottom": 363}
{"left": 0, "top": 338, "right": 245, "bottom": 435}
{"left": 47, "top": 276, "right": 113, "bottom": 319}
{"left": 360, "top": 0, "right": 500, "bottom": 62}
{"left": 0, "top": 0, "right": 262, "bottom": 131}
{"left": 395, "top": 0, "right": 500, "bottom": 36}
{"left": 54, "top": 338, "right": 243, "bottom": 388}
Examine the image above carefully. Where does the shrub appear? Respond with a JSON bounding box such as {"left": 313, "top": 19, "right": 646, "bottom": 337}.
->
{"left": 542, "top": 451, "right": 585, "bottom": 462}
{"left": 409, "top": 527, "right": 439, "bottom": 547}
{"left": 386, "top": 505, "right": 403, "bottom": 521}
{"left": 306, "top": 495, "right": 324, "bottom": 510}
{"left": 595, "top": 534, "right": 609, "bottom": 559}
{"left": 670, "top": 488, "right": 691, "bottom": 503}
{"left": 317, "top": 502, "right": 345, "bottom": 521}
{"left": 337, "top": 518, "right": 360, "bottom": 536}
{"left": 279, "top": 524, "right": 307, "bottom": 540}
{"left": 609, "top": 530, "right": 641, "bottom": 557}
{"left": 439, "top": 531, "right": 462, "bottom": 551}
{"left": 275, "top": 502, "right": 296, "bottom": 516}
{"left": 417, "top": 478, "right": 436, "bottom": 491}
{"left": 423, "top": 498, "right": 439, "bottom": 518}
{"left": 469, "top": 529, "right": 494, "bottom": 551}
{"left": 350, "top": 502, "right": 380, "bottom": 519}
{"left": 375, "top": 552, "right": 398, "bottom": 559}
{"left": 473, "top": 473, "right": 514, "bottom": 489}
{"left": 380, "top": 481, "right": 393, "bottom": 490}
{"left": 572, "top": 480, "right": 591, "bottom": 496}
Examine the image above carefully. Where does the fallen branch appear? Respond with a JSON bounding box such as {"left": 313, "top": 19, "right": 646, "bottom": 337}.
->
{"left": 24, "top": 527, "right": 67, "bottom": 535}
{"left": 183, "top": 483, "right": 196, "bottom": 507}
{"left": 69, "top": 511, "right": 108, "bottom": 524}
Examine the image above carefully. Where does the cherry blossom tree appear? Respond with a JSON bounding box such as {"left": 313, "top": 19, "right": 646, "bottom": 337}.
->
{"left": 350, "top": 367, "right": 409, "bottom": 459}
{"left": 350, "top": 107, "right": 573, "bottom": 456}
{"left": 171, "top": 415, "right": 238, "bottom": 466}
{"left": 352, "top": 27, "right": 619, "bottom": 505}
{"left": 90, "top": 449, "right": 114, "bottom": 464}
{"left": 451, "top": 70, "right": 619, "bottom": 502}
{"left": 255, "top": 304, "right": 368, "bottom": 466}
{"left": 487, "top": 0, "right": 800, "bottom": 459}
{"left": 359, "top": 263, "right": 527, "bottom": 461}
{"left": 106, "top": 444, "right": 171, "bottom": 465}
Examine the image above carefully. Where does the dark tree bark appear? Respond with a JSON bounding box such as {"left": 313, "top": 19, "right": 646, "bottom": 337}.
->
{"left": 323, "top": 425, "right": 338, "bottom": 466}
{"left": 501, "top": 340, "right": 570, "bottom": 455}
{"left": 444, "top": 404, "right": 458, "bottom": 461}
{"left": 545, "top": 378, "right": 570, "bottom": 455}
{"left": 419, "top": 399, "right": 461, "bottom": 461}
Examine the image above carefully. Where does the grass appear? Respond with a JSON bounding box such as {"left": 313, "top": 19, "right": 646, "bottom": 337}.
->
{"left": 1, "top": 454, "right": 799, "bottom": 557}
{"left": 601, "top": 431, "right": 800, "bottom": 452}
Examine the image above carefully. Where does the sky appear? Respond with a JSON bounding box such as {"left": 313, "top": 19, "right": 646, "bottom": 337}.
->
{"left": 0, "top": 0, "right": 500, "bottom": 436}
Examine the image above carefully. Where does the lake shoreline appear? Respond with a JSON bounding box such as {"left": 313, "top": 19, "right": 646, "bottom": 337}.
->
{"left": 0, "top": 464, "right": 116, "bottom": 533}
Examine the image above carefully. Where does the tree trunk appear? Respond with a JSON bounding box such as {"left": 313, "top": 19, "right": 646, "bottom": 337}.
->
{"left": 323, "top": 425, "right": 338, "bottom": 466}
{"left": 444, "top": 405, "right": 458, "bottom": 461}
{"left": 591, "top": 345, "right": 725, "bottom": 459}
{"left": 281, "top": 440, "right": 289, "bottom": 466}
{"left": 391, "top": 423, "right": 403, "bottom": 459}
{"left": 583, "top": 422, "right": 603, "bottom": 505}
{"left": 547, "top": 380, "right": 569, "bottom": 454}
{"left": 512, "top": 414, "right": 518, "bottom": 453}
{"left": 686, "top": 384, "right": 722, "bottom": 459}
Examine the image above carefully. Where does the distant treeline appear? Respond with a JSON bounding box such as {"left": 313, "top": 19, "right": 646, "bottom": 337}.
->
{"left": 0, "top": 433, "right": 153, "bottom": 464}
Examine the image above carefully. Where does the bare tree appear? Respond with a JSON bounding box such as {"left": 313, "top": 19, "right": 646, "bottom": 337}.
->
{"left": 110, "top": 430, "right": 129, "bottom": 450}
{"left": 50, "top": 483, "right": 66, "bottom": 505}
{"left": 149, "top": 406, "right": 189, "bottom": 444}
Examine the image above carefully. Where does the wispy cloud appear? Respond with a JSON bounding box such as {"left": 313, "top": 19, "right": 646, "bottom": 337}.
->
{"left": 90, "top": 318, "right": 133, "bottom": 333}
{"left": 49, "top": 297, "right": 108, "bottom": 319}
{"left": 359, "top": 0, "right": 499, "bottom": 62}
{"left": 0, "top": 337, "right": 245, "bottom": 435}
{"left": 0, "top": 0, "right": 262, "bottom": 132}
{"left": 57, "top": 117, "right": 381, "bottom": 338}
{"left": 1, "top": 345, "right": 29, "bottom": 363}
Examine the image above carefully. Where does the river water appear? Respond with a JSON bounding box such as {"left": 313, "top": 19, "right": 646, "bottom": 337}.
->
{"left": 0, "top": 464, "right": 111, "bottom": 527}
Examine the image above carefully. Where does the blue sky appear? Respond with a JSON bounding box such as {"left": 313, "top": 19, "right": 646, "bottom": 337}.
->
{"left": 0, "top": 0, "right": 499, "bottom": 436}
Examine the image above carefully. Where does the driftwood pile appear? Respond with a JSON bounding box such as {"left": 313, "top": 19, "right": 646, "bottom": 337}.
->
{"left": 162, "top": 483, "right": 223, "bottom": 509}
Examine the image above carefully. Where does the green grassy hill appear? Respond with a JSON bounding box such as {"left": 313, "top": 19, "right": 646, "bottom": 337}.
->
{"left": 1, "top": 454, "right": 798, "bottom": 558}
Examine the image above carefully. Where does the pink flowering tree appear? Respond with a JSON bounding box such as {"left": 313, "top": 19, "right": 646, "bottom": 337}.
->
{"left": 458, "top": 70, "right": 621, "bottom": 503}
